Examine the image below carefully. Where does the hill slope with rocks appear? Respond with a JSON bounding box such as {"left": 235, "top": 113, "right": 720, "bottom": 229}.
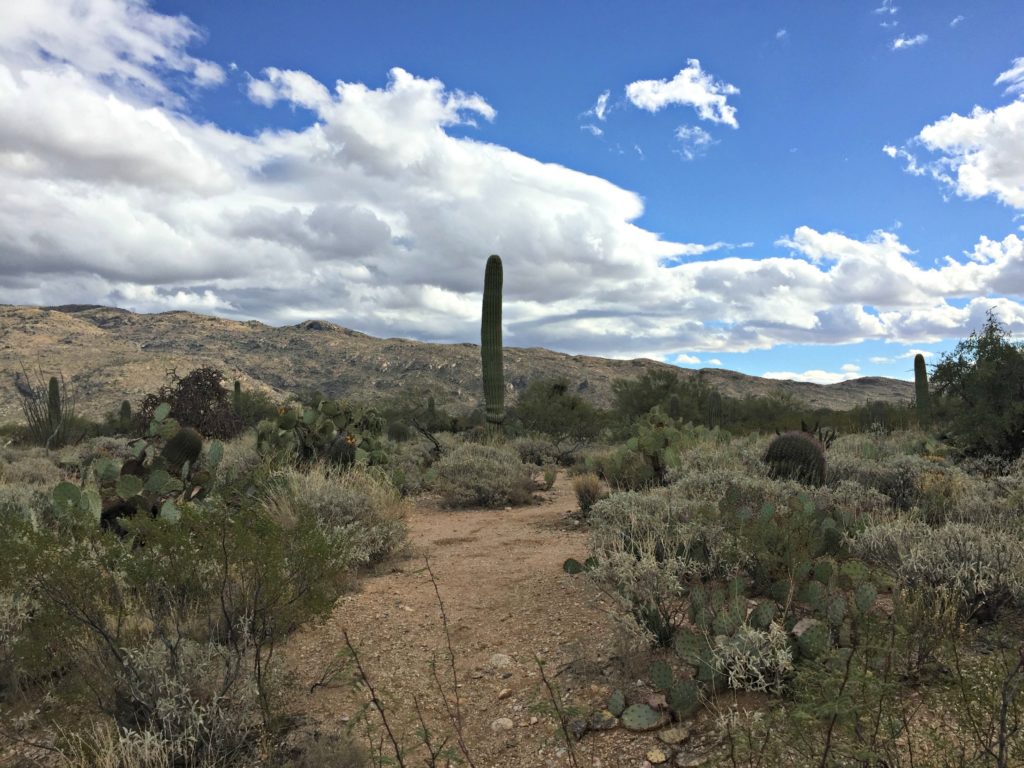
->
{"left": 0, "top": 304, "right": 913, "bottom": 420}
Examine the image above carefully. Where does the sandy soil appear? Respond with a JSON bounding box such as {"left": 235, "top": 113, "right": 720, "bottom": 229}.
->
{"left": 281, "top": 472, "right": 719, "bottom": 767}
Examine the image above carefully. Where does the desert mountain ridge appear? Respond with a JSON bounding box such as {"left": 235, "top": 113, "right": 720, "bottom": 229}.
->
{"left": 0, "top": 304, "right": 914, "bottom": 421}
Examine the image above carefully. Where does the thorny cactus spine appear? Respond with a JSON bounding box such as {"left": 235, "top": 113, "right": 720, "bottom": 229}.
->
{"left": 481, "top": 254, "right": 505, "bottom": 429}
{"left": 763, "top": 431, "right": 826, "bottom": 486}
{"left": 914, "top": 353, "right": 930, "bottom": 427}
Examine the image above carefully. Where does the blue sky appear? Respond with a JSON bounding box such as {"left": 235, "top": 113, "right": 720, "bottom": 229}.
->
{"left": 1, "top": 1, "right": 1023, "bottom": 384}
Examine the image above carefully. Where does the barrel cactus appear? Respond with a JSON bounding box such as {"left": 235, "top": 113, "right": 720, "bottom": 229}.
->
{"left": 763, "top": 431, "right": 826, "bottom": 486}
{"left": 481, "top": 254, "right": 504, "bottom": 429}
{"left": 161, "top": 427, "right": 203, "bottom": 470}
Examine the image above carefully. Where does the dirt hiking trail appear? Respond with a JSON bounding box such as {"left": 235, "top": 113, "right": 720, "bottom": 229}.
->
{"left": 284, "top": 473, "right": 720, "bottom": 767}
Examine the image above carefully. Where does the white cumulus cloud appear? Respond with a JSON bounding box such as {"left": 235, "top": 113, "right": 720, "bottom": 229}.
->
{"left": 891, "top": 34, "right": 928, "bottom": 50}
{"left": 625, "top": 59, "right": 739, "bottom": 128}
{"left": 885, "top": 59, "right": 1024, "bottom": 210}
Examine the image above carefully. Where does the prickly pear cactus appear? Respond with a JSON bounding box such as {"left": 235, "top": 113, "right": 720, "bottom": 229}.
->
{"left": 825, "top": 595, "right": 847, "bottom": 626}
{"left": 667, "top": 679, "right": 699, "bottom": 719}
{"left": 763, "top": 431, "right": 826, "bottom": 486}
{"left": 793, "top": 618, "right": 831, "bottom": 660}
{"left": 748, "top": 601, "right": 777, "bottom": 631}
{"left": 673, "top": 629, "right": 708, "bottom": 666}
{"left": 256, "top": 399, "right": 388, "bottom": 468}
{"left": 649, "top": 660, "right": 674, "bottom": 692}
{"left": 854, "top": 582, "right": 877, "bottom": 615}
{"left": 620, "top": 703, "right": 665, "bottom": 732}
{"left": 607, "top": 689, "right": 626, "bottom": 717}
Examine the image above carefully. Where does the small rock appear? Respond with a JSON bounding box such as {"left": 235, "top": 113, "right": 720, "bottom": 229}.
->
{"left": 589, "top": 709, "right": 618, "bottom": 731}
{"left": 490, "top": 717, "right": 515, "bottom": 732}
{"left": 647, "top": 693, "right": 668, "bottom": 710}
{"left": 497, "top": 687, "right": 512, "bottom": 700}
{"left": 658, "top": 726, "right": 690, "bottom": 745}
{"left": 529, "top": 716, "right": 539, "bottom": 725}
{"left": 489, "top": 653, "right": 514, "bottom": 670}
{"left": 647, "top": 748, "right": 669, "bottom": 765}
{"left": 568, "top": 718, "right": 589, "bottom": 741}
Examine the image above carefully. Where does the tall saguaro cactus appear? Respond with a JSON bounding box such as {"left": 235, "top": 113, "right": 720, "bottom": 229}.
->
{"left": 47, "top": 376, "right": 62, "bottom": 431}
{"left": 481, "top": 254, "right": 505, "bottom": 429}
{"left": 914, "top": 353, "right": 930, "bottom": 427}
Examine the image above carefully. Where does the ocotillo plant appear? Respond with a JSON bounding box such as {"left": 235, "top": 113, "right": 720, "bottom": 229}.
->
{"left": 17, "top": 368, "right": 74, "bottom": 449}
{"left": 914, "top": 353, "right": 930, "bottom": 427}
{"left": 481, "top": 254, "right": 505, "bottom": 429}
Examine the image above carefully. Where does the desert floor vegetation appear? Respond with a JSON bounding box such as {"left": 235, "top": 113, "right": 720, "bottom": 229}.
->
{"left": 2, "top": 315, "right": 1024, "bottom": 767}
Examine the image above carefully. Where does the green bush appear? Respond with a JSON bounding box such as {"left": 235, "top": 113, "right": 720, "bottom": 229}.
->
{"left": 931, "top": 311, "right": 1024, "bottom": 459}
{"left": 432, "top": 442, "right": 533, "bottom": 508}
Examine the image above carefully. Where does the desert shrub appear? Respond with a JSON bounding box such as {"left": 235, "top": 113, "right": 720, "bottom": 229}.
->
{"left": 385, "top": 438, "right": 436, "bottom": 497}
{"left": 572, "top": 473, "right": 606, "bottom": 515}
{"left": 815, "top": 479, "right": 891, "bottom": 522}
{"left": 215, "top": 431, "right": 262, "bottom": 486}
{"left": 0, "top": 454, "right": 368, "bottom": 763}
{"left": 852, "top": 520, "right": 1024, "bottom": 620}
{"left": 512, "top": 435, "right": 559, "bottom": 466}
{"left": 587, "top": 445, "right": 656, "bottom": 490}
{"left": 542, "top": 463, "right": 557, "bottom": 490}
{"left": 589, "top": 491, "right": 746, "bottom": 644}
{"left": 713, "top": 623, "right": 793, "bottom": 693}
{"left": 513, "top": 378, "right": 603, "bottom": 456}
{"left": 137, "top": 366, "right": 243, "bottom": 440}
{"left": 56, "top": 436, "right": 135, "bottom": 470}
{"left": 262, "top": 465, "right": 406, "bottom": 568}
{"left": 432, "top": 442, "right": 533, "bottom": 508}
{"left": 890, "top": 583, "right": 961, "bottom": 680}
{"left": 827, "top": 453, "right": 926, "bottom": 512}
{"left": 231, "top": 386, "right": 280, "bottom": 428}
{"left": 0, "top": 482, "right": 52, "bottom": 530}
{"left": 386, "top": 421, "right": 410, "bottom": 442}
{"left": 1, "top": 454, "right": 62, "bottom": 486}
{"left": 915, "top": 464, "right": 970, "bottom": 524}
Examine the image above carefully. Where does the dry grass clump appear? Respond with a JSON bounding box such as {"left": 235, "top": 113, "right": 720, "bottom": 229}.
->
{"left": 432, "top": 441, "right": 534, "bottom": 508}
{"left": 572, "top": 472, "right": 606, "bottom": 515}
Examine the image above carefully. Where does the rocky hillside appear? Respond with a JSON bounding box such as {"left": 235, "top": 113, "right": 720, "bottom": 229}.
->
{"left": 0, "top": 304, "right": 913, "bottom": 421}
